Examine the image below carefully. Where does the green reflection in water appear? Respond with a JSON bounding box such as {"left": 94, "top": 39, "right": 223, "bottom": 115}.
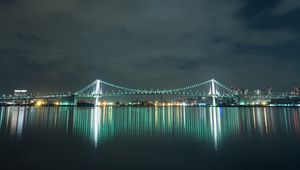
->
{"left": 1, "top": 106, "right": 300, "bottom": 150}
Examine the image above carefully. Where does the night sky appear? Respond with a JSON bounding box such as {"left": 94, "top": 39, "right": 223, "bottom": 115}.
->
{"left": 0, "top": 0, "right": 300, "bottom": 93}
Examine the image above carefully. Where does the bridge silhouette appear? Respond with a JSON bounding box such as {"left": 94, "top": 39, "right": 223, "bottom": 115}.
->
{"left": 74, "top": 79, "right": 235, "bottom": 106}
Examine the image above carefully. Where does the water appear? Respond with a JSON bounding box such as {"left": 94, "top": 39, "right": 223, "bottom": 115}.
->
{"left": 1, "top": 106, "right": 300, "bottom": 170}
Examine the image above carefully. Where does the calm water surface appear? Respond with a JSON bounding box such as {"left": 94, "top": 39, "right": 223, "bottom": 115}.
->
{"left": 1, "top": 106, "right": 300, "bottom": 170}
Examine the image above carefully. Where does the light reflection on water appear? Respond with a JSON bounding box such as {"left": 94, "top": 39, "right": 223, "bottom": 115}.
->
{"left": 1, "top": 106, "right": 300, "bottom": 149}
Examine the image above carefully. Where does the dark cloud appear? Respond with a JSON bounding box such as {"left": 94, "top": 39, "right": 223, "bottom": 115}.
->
{"left": 272, "top": 0, "right": 300, "bottom": 15}
{"left": 13, "top": 31, "right": 44, "bottom": 43}
{"left": 0, "top": 0, "right": 300, "bottom": 94}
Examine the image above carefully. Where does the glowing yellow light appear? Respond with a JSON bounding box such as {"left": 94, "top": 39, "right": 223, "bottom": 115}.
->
{"left": 54, "top": 102, "right": 60, "bottom": 106}
{"left": 261, "top": 101, "right": 267, "bottom": 106}
{"left": 36, "top": 100, "right": 43, "bottom": 106}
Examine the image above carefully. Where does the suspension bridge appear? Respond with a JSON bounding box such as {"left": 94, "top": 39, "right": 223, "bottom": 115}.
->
{"left": 74, "top": 79, "right": 235, "bottom": 106}
{"left": 0, "top": 79, "right": 236, "bottom": 106}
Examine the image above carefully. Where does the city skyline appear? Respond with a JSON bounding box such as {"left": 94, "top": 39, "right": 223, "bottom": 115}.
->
{"left": 1, "top": 78, "right": 300, "bottom": 108}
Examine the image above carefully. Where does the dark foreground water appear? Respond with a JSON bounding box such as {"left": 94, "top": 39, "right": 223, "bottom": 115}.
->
{"left": 1, "top": 106, "right": 300, "bottom": 170}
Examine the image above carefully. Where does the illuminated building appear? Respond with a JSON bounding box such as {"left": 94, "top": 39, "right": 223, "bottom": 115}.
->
{"left": 14, "top": 90, "right": 27, "bottom": 97}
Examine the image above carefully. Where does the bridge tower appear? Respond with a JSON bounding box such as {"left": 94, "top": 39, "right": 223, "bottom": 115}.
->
{"left": 210, "top": 79, "right": 217, "bottom": 106}
{"left": 94, "top": 79, "right": 102, "bottom": 106}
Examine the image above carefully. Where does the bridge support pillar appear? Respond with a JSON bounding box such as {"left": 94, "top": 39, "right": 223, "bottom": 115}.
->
{"left": 212, "top": 96, "right": 216, "bottom": 106}
{"left": 73, "top": 97, "right": 78, "bottom": 106}
{"left": 95, "top": 96, "right": 99, "bottom": 106}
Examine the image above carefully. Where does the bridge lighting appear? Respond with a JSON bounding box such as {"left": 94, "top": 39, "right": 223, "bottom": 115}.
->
{"left": 54, "top": 101, "right": 60, "bottom": 106}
